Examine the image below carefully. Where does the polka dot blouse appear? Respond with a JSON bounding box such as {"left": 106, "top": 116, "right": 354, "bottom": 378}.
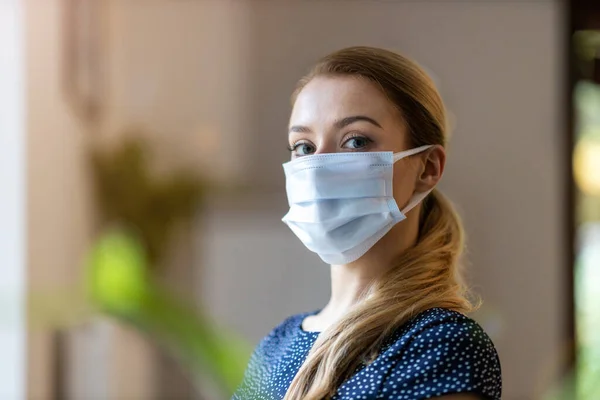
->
{"left": 232, "top": 307, "right": 502, "bottom": 399}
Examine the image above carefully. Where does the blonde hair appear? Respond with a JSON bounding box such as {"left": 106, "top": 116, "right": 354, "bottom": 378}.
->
{"left": 284, "top": 46, "right": 476, "bottom": 400}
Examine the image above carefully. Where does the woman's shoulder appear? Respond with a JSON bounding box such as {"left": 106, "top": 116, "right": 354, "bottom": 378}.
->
{"left": 378, "top": 307, "right": 501, "bottom": 362}
{"left": 253, "top": 310, "right": 317, "bottom": 355}
{"left": 400, "top": 307, "right": 495, "bottom": 340}
{"left": 263, "top": 310, "right": 316, "bottom": 340}
{"left": 233, "top": 312, "right": 305, "bottom": 399}
{"left": 375, "top": 307, "right": 502, "bottom": 400}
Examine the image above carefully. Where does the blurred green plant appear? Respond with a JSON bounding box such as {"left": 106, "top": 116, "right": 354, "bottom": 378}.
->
{"left": 91, "top": 135, "right": 204, "bottom": 268}
{"left": 86, "top": 134, "right": 252, "bottom": 397}
{"left": 86, "top": 229, "right": 251, "bottom": 396}
{"left": 574, "top": 228, "right": 600, "bottom": 399}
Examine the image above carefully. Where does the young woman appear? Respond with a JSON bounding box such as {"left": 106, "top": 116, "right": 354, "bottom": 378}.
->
{"left": 233, "top": 46, "right": 502, "bottom": 400}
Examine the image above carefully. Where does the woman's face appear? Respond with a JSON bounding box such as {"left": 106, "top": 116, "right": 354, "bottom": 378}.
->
{"left": 288, "top": 75, "right": 424, "bottom": 211}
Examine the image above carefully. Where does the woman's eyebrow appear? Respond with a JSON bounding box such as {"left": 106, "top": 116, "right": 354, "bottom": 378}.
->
{"left": 334, "top": 115, "right": 382, "bottom": 129}
{"left": 288, "top": 125, "right": 313, "bottom": 134}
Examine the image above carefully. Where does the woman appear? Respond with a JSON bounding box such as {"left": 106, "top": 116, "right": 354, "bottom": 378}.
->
{"left": 233, "top": 46, "right": 502, "bottom": 400}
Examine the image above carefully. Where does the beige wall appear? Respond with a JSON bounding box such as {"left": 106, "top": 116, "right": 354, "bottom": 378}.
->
{"left": 202, "top": 2, "right": 567, "bottom": 400}
{"left": 104, "top": 0, "right": 252, "bottom": 183}
{"left": 26, "top": 0, "right": 95, "bottom": 397}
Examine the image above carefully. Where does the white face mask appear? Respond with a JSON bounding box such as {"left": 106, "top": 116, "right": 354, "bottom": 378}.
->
{"left": 281, "top": 145, "right": 434, "bottom": 265}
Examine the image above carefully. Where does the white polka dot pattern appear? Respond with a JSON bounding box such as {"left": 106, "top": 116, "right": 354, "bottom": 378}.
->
{"left": 232, "top": 308, "right": 502, "bottom": 400}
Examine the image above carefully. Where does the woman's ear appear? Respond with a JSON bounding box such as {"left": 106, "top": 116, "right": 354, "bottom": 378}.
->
{"left": 415, "top": 145, "right": 445, "bottom": 192}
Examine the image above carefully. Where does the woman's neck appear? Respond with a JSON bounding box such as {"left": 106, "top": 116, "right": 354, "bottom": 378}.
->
{"left": 304, "top": 211, "right": 421, "bottom": 332}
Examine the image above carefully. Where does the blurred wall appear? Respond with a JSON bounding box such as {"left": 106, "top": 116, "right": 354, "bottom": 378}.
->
{"left": 104, "top": 0, "right": 252, "bottom": 183}
{"left": 201, "top": 2, "right": 567, "bottom": 400}
{"left": 25, "top": 0, "right": 95, "bottom": 398}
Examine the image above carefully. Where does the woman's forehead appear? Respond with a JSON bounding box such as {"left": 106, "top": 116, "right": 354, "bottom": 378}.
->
{"left": 290, "top": 76, "right": 398, "bottom": 127}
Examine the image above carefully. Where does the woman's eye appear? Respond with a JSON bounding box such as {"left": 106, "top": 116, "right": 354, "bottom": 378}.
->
{"left": 343, "top": 136, "right": 371, "bottom": 150}
{"left": 292, "top": 143, "right": 316, "bottom": 156}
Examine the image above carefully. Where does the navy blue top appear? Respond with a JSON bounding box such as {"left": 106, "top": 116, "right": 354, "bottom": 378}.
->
{"left": 233, "top": 308, "right": 502, "bottom": 400}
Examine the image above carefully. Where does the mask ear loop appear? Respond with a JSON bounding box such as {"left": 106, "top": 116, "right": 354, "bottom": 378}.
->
{"left": 392, "top": 145, "right": 434, "bottom": 162}
{"left": 392, "top": 144, "right": 436, "bottom": 214}
{"left": 401, "top": 188, "right": 434, "bottom": 215}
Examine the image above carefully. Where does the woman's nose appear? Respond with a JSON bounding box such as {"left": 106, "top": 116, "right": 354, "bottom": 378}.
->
{"left": 313, "top": 138, "right": 338, "bottom": 154}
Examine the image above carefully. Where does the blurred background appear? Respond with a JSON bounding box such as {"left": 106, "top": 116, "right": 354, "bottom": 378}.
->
{"left": 1, "top": 0, "right": 599, "bottom": 399}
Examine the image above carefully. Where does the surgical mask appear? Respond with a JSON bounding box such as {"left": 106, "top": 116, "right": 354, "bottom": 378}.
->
{"left": 281, "top": 145, "right": 434, "bottom": 265}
